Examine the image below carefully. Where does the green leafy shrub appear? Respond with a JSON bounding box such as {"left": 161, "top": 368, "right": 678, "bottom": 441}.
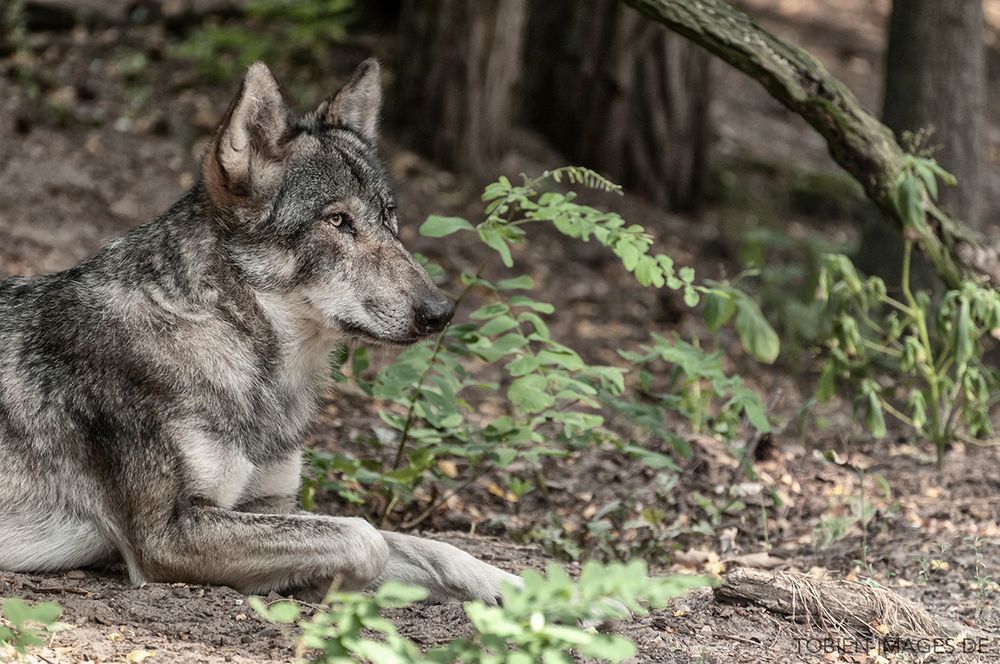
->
{"left": 738, "top": 225, "right": 854, "bottom": 358}
{"left": 0, "top": 598, "right": 64, "bottom": 655}
{"left": 813, "top": 157, "right": 1000, "bottom": 461}
{"left": 301, "top": 167, "right": 777, "bottom": 537}
{"left": 175, "top": 0, "right": 355, "bottom": 83}
{"left": 617, "top": 333, "right": 769, "bottom": 440}
{"left": 251, "top": 561, "right": 711, "bottom": 663}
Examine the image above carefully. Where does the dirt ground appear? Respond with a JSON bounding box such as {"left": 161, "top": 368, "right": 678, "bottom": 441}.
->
{"left": 1, "top": 2, "right": 999, "bottom": 663}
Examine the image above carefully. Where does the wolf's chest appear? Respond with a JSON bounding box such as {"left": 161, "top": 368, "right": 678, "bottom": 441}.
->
{"left": 178, "top": 432, "right": 302, "bottom": 508}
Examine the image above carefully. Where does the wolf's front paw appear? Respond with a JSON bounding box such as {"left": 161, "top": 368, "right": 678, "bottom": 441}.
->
{"left": 441, "top": 549, "right": 523, "bottom": 606}
{"left": 482, "top": 565, "right": 523, "bottom": 606}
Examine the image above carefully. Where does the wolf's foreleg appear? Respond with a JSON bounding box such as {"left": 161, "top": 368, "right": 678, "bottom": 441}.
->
{"left": 233, "top": 497, "right": 520, "bottom": 604}
{"left": 131, "top": 505, "right": 389, "bottom": 595}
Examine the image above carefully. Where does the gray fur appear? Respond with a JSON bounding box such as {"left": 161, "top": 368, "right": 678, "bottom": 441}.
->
{"left": 0, "top": 59, "right": 519, "bottom": 604}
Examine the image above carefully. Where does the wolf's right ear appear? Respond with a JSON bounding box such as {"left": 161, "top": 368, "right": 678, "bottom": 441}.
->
{"left": 202, "top": 62, "right": 289, "bottom": 207}
{"left": 317, "top": 58, "right": 382, "bottom": 142}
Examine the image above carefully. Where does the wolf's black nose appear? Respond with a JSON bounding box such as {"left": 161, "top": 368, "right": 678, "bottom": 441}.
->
{"left": 412, "top": 294, "right": 454, "bottom": 336}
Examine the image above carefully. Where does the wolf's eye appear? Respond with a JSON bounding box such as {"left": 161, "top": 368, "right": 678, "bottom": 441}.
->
{"left": 327, "top": 212, "right": 350, "bottom": 229}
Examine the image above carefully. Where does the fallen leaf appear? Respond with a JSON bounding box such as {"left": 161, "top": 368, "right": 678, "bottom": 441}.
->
{"left": 673, "top": 549, "right": 714, "bottom": 568}
{"left": 725, "top": 552, "right": 785, "bottom": 569}
{"left": 485, "top": 482, "right": 517, "bottom": 503}
{"left": 704, "top": 560, "right": 726, "bottom": 577}
{"left": 930, "top": 559, "right": 951, "bottom": 572}
{"left": 436, "top": 459, "right": 458, "bottom": 478}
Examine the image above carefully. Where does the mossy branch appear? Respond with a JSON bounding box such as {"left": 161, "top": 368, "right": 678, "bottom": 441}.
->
{"left": 622, "top": 0, "right": 999, "bottom": 290}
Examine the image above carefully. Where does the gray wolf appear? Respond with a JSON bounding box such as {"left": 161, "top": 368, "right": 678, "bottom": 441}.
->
{"left": 0, "top": 58, "right": 520, "bottom": 604}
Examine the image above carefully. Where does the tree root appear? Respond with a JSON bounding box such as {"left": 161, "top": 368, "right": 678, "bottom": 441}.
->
{"left": 714, "top": 568, "right": 991, "bottom": 644}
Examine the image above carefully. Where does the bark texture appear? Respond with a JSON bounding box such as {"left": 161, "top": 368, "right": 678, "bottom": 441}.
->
{"left": 716, "top": 568, "right": 990, "bottom": 640}
{"left": 394, "top": 0, "right": 528, "bottom": 175}
{"left": 525, "top": 0, "right": 713, "bottom": 212}
{"left": 620, "top": 0, "right": 999, "bottom": 290}
{"left": 883, "top": 0, "right": 985, "bottom": 229}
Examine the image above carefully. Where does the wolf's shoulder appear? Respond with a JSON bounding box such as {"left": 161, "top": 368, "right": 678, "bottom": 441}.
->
{"left": 0, "top": 273, "right": 59, "bottom": 312}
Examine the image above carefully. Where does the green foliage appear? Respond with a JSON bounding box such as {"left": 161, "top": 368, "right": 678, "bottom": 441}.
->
{"left": 2, "top": 0, "right": 48, "bottom": 99}
{"left": 422, "top": 167, "right": 777, "bottom": 362}
{"left": 300, "top": 167, "right": 777, "bottom": 532}
{"left": 814, "top": 158, "right": 999, "bottom": 461}
{"left": 0, "top": 598, "right": 63, "bottom": 655}
{"left": 700, "top": 283, "right": 780, "bottom": 364}
{"left": 1, "top": 0, "right": 26, "bottom": 55}
{"left": 252, "top": 561, "right": 711, "bottom": 663}
{"left": 367, "top": 260, "right": 627, "bottom": 521}
{"left": 464, "top": 168, "right": 695, "bottom": 299}
{"left": 618, "top": 333, "right": 769, "bottom": 440}
{"left": 250, "top": 583, "right": 427, "bottom": 663}
{"left": 175, "top": 0, "right": 354, "bottom": 83}
{"left": 738, "top": 225, "right": 855, "bottom": 357}
{"left": 892, "top": 155, "right": 956, "bottom": 242}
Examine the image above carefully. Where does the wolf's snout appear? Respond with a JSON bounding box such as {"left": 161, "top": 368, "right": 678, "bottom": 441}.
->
{"left": 412, "top": 293, "right": 454, "bottom": 336}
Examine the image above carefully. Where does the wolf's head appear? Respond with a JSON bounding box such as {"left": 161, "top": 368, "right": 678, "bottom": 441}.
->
{"left": 201, "top": 59, "right": 453, "bottom": 345}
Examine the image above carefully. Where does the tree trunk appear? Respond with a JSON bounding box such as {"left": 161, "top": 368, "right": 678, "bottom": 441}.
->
{"left": 525, "top": 0, "right": 713, "bottom": 213}
{"left": 883, "top": 0, "right": 985, "bottom": 229}
{"left": 859, "top": 0, "right": 987, "bottom": 286}
{"left": 620, "top": 0, "right": 1000, "bottom": 291}
{"left": 393, "top": 0, "right": 528, "bottom": 175}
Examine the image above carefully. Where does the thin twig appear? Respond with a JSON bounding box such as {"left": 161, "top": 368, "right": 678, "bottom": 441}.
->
{"left": 400, "top": 466, "right": 492, "bottom": 530}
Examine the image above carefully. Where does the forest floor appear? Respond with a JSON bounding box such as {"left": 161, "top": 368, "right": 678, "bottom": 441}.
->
{"left": 1, "top": 1, "right": 1000, "bottom": 663}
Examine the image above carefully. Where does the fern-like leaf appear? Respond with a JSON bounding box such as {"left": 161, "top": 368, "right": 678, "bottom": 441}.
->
{"left": 527, "top": 166, "right": 623, "bottom": 195}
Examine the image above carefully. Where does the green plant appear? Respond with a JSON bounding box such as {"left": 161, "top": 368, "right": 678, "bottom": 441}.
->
{"left": 2, "top": 0, "right": 48, "bottom": 99}
{"left": 176, "top": 0, "right": 355, "bottom": 83}
{"left": 817, "top": 247, "right": 1000, "bottom": 460}
{"left": 739, "top": 225, "right": 855, "bottom": 357}
{"left": 1, "top": 0, "right": 26, "bottom": 55}
{"left": 618, "top": 333, "right": 770, "bottom": 440}
{"left": 966, "top": 536, "right": 997, "bottom": 622}
{"left": 251, "top": 561, "right": 711, "bottom": 663}
{"left": 299, "top": 168, "right": 776, "bottom": 536}
{"left": 916, "top": 543, "right": 953, "bottom": 585}
{"left": 814, "top": 157, "right": 1000, "bottom": 462}
{"left": 0, "top": 598, "right": 64, "bottom": 655}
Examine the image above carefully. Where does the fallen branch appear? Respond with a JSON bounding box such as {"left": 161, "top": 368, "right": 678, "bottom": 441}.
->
{"left": 714, "top": 568, "right": 991, "bottom": 643}
{"left": 622, "top": 0, "right": 1000, "bottom": 290}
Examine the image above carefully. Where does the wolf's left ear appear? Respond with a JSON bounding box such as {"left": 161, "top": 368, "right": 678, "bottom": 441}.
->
{"left": 318, "top": 58, "right": 382, "bottom": 142}
{"left": 203, "top": 62, "right": 289, "bottom": 206}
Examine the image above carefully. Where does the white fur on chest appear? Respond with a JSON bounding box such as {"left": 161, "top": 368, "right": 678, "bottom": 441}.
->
{"left": 244, "top": 453, "right": 303, "bottom": 503}
{"left": 174, "top": 294, "right": 333, "bottom": 509}
{"left": 177, "top": 431, "right": 301, "bottom": 508}
{"left": 178, "top": 431, "right": 255, "bottom": 508}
